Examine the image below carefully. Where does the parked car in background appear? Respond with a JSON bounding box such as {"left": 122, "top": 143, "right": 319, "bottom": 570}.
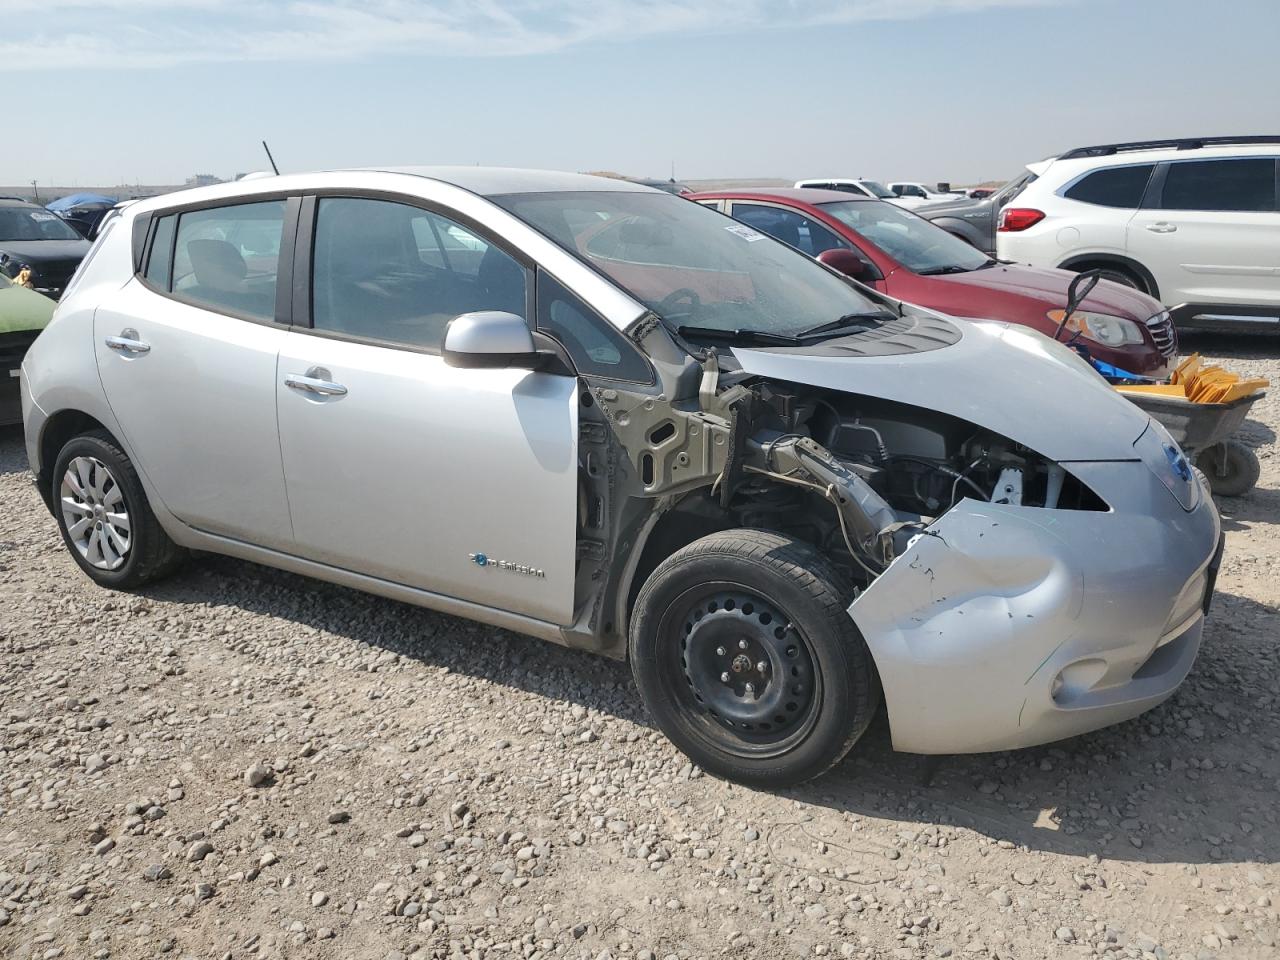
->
{"left": 691, "top": 187, "right": 1177, "bottom": 377}
{"left": 996, "top": 136, "right": 1280, "bottom": 331}
{"left": 630, "top": 178, "right": 692, "bottom": 195}
{"left": 0, "top": 199, "right": 93, "bottom": 300}
{"left": 887, "top": 182, "right": 964, "bottom": 205}
{"left": 914, "top": 170, "right": 1038, "bottom": 254}
{"left": 1, "top": 271, "right": 56, "bottom": 425}
{"left": 20, "top": 168, "right": 1219, "bottom": 786}
{"left": 47, "top": 193, "right": 120, "bottom": 239}
{"left": 794, "top": 178, "right": 897, "bottom": 201}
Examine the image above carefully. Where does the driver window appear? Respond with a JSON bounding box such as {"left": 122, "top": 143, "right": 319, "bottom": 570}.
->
{"left": 311, "top": 197, "right": 527, "bottom": 351}
{"left": 729, "top": 205, "right": 847, "bottom": 258}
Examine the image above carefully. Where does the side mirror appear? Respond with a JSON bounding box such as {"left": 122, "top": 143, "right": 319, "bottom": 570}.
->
{"left": 442, "top": 311, "right": 540, "bottom": 369}
{"left": 818, "top": 248, "right": 871, "bottom": 280}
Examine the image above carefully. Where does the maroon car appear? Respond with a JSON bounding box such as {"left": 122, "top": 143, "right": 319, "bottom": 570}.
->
{"left": 689, "top": 188, "right": 1176, "bottom": 377}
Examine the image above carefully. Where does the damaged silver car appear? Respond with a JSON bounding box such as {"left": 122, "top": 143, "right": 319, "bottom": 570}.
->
{"left": 20, "top": 169, "right": 1223, "bottom": 786}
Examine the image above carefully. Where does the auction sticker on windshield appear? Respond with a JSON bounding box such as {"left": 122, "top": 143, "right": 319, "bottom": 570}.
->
{"left": 724, "top": 223, "right": 766, "bottom": 241}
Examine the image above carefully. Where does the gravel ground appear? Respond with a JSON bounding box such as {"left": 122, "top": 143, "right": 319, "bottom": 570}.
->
{"left": 1, "top": 335, "right": 1278, "bottom": 960}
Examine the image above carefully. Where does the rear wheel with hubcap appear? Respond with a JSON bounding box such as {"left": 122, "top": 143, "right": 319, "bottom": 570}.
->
{"left": 630, "top": 529, "right": 879, "bottom": 787}
{"left": 52, "top": 430, "right": 185, "bottom": 589}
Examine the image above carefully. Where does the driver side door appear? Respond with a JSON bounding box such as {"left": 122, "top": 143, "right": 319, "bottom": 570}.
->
{"left": 275, "top": 195, "right": 580, "bottom": 624}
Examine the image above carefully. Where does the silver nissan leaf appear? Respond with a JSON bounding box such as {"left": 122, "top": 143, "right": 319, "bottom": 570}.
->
{"left": 20, "top": 168, "right": 1222, "bottom": 786}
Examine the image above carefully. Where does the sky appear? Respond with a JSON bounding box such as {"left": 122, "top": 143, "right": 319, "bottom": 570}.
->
{"left": 4, "top": 0, "right": 1279, "bottom": 187}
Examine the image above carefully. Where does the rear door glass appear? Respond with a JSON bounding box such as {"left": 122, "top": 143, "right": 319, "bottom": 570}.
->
{"left": 1063, "top": 165, "right": 1154, "bottom": 208}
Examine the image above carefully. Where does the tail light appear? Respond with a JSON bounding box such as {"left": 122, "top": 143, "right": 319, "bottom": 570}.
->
{"left": 998, "top": 207, "right": 1045, "bottom": 232}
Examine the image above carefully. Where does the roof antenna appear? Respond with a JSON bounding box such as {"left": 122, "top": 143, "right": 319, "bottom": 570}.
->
{"left": 261, "top": 140, "right": 280, "bottom": 175}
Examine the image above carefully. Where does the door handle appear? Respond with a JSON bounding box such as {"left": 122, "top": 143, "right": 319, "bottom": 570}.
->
{"left": 104, "top": 329, "right": 150, "bottom": 354}
{"left": 1145, "top": 222, "right": 1177, "bottom": 234}
{"left": 284, "top": 373, "right": 348, "bottom": 397}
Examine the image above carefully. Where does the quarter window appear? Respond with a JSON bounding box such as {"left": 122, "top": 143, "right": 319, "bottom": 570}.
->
{"left": 1160, "top": 158, "right": 1277, "bottom": 212}
{"left": 143, "top": 214, "right": 176, "bottom": 289}
{"left": 311, "top": 197, "right": 527, "bottom": 351}
{"left": 536, "top": 271, "right": 650, "bottom": 382}
{"left": 1063, "top": 164, "right": 1154, "bottom": 208}
{"left": 171, "top": 200, "right": 286, "bottom": 321}
{"left": 730, "top": 205, "right": 847, "bottom": 257}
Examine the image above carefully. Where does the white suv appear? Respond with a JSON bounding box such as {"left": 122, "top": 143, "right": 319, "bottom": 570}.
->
{"left": 996, "top": 137, "right": 1280, "bottom": 330}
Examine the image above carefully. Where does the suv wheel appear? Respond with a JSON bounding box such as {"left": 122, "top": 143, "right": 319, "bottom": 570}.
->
{"left": 629, "top": 529, "right": 879, "bottom": 787}
{"left": 52, "top": 430, "right": 185, "bottom": 589}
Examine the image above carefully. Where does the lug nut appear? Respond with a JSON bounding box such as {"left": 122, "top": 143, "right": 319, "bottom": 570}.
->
{"left": 720, "top": 672, "right": 730, "bottom": 683}
{"left": 756, "top": 660, "right": 767, "bottom": 673}
{"left": 738, "top": 639, "right": 749, "bottom": 650}
{"left": 744, "top": 682, "right": 755, "bottom": 694}
{"left": 716, "top": 646, "right": 726, "bottom": 656}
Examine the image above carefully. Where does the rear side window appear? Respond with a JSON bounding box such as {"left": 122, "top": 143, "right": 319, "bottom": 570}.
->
{"left": 1160, "top": 158, "right": 1277, "bottom": 212}
{"left": 144, "top": 214, "right": 176, "bottom": 289}
{"left": 171, "top": 200, "right": 285, "bottom": 321}
{"left": 1063, "top": 164, "right": 1154, "bottom": 208}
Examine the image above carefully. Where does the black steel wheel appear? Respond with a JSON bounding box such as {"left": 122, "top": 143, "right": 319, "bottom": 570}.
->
{"left": 630, "top": 529, "right": 879, "bottom": 787}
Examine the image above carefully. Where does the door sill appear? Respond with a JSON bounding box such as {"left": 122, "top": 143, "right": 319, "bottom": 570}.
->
{"left": 180, "top": 525, "right": 570, "bottom": 646}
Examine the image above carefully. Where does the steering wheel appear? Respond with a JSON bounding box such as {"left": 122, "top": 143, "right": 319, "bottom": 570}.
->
{"left": 656, "top": 287, "right": 701, "bottom": 321}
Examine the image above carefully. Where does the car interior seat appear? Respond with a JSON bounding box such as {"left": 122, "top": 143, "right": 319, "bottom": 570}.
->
{"left": 185, "top": 239, "right": 270, "bottom": 317}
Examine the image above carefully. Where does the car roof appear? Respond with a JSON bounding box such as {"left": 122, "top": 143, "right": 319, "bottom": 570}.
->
{"left": 0, "top": 198, "right": 43, "bottom": 209}
{"left": 123, "top": 166, "right": 660, "bottom": 219}
{"left": 363, "top": 166, "right": 656, "bottom": 195}
{"left": 694, "top": 187, "right": 875, "bottom": 205}
{"left": 1033, "top": 142, "right": 1280, "bottom": 181}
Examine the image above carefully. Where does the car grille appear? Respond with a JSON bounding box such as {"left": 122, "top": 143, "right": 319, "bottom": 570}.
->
{"left": 1145, "top": 310, "right": 1177, "bottom": 359}
{"left": 1, "top": 329, "right": 40, "bottom": 374}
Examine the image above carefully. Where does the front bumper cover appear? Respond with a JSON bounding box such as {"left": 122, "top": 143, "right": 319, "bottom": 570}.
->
{"left": 850, "top": 460, "right": 1221, "bottom": 755}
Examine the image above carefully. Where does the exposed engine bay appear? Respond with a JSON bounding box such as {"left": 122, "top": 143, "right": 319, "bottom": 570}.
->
{"left": 566, "top": 318, "right": 1106, "bottom": 655}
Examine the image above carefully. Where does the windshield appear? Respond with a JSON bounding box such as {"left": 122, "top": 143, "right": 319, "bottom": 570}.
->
{"left": 858, "top": 180, "right": 895, "bottom": 199}
{"left": 494, "top": 191, "right": 885, "bottom": 336}
{"left": 820, "top": 201, "right": 990, "bottom": 274}
{"left": 0, "top": 207, "right": 82, "bottom": 242}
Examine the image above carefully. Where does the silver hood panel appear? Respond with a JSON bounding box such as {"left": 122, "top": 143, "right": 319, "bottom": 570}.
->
{"left": 732, "top": 318, "right": 1152, "bottom": 462}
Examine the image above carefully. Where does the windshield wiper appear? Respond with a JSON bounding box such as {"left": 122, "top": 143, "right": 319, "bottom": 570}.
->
{"left": 676, "top": 325, "right": 803, "bottom": 346}
{"left": 794, "top": 311, "right": 896, "bottom": 339}
{"left": 915, "top": 265, "right": 973, "bottom": 276}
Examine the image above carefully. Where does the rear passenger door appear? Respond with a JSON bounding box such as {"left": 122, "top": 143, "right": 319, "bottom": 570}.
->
{"left": 1127, "top": 157, "right": 1279, "bottom": 310}
{"left": 94, "top": 197, "right": 297, "bottom": 549}
{"left": 275, "top": 195, "right": 579, "bottom": 624}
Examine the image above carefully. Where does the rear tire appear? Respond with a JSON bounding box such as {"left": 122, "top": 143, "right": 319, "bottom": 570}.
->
{"left": 629, "top": 529, "right": 879, "bottom": 787}
{"left": 1197, "top": 439, "right": 1260, "bottom": 497}
{"left": 52, "top": 430, "right": 185, "bottom": 589}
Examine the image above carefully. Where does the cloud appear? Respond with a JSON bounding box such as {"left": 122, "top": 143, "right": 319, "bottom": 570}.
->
{"left": 0, "top": 0, "right": 1060, "bottom": 70}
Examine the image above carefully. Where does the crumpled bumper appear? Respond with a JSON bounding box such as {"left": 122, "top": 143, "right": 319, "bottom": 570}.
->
{"left": 849, "top": 459, "right": 1222, "bottom": 755}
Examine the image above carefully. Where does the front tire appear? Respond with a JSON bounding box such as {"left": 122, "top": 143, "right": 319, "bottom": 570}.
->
{"left": 52, "top": 430, "right": 185, "bottom": 589}
{"left": 629, "top": 529, "right": 879, "bottom": 787}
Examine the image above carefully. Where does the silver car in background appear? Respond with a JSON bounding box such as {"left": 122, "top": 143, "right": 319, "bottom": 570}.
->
{"left": 21, "top": 168, "right": 1222, "bottom": 786}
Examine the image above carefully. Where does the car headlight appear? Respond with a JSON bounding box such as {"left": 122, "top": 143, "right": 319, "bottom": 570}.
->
{"left": 1046, "top": 310, "right": 1145, "bottom": 346}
